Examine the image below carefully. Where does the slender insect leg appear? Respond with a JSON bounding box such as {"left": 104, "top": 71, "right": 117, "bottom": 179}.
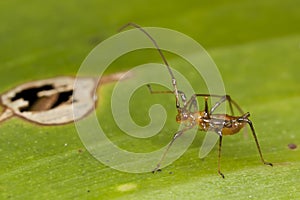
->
{"left": 192, "top": 94, "right": 234, "bottom": 115}
{"left": 178, "top": 91, "right": 188, "bottom": 106}
{"left": 193, "top": 94, "right": 244, "bottom": 116}
{"left": 239, "top": 116, "right": 273, "bottom": 166}
{"left": 147, "top": 84, "right": 187, "bottom": 108}
{"left": 218, "top": 134, "right": 225, "bottom": 178}
{"left": 147, "top": 84, "right": 173, "bottom": 94}
{"left": 228, "top": 98, "right": 244, "bottom": 115}
{"left": 184, "top": 94, "right": 198, "bottom": 112}
{"left": 152, "top": 126, "right": 194, "bottom": 173}
{"left": 204, "top": 97, "right": 209, "bottom": 114}
{"left": 190, "top": 96, "right": 209, "bottom": 117}
{"left": 184, "top": 94, "right": 210, "bottom": 114}
{"left": 210, "top": 95, "right": 234, "bottom": 115}
{"left": 152, "top": 130, "right": 184, "bottom": 173}
{"left": 209, "top": 95, "right": 245, "bottom": 116}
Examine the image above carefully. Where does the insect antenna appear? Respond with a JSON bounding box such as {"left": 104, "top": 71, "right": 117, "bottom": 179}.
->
{"left": 119, "top": 22, "right": 180, "bottom": 108}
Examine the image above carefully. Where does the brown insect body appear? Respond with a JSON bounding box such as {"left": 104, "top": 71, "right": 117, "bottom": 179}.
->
{"left": 213, "top": 114, "right": 246, "bottom": 136}
{"left": 176, "top": 111, "right": 246, "bottom": 136}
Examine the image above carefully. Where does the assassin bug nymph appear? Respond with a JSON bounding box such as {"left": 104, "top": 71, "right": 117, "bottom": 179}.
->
{"left": 120, "top": 23, "right": 272, "bottom": 178}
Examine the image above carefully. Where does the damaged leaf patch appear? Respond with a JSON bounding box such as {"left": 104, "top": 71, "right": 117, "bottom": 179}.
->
{"left": 0, "top": 76, "right": 97, "bottom": 125}
{"left": 0, "top": 72, "right": 129, "bottom": 125}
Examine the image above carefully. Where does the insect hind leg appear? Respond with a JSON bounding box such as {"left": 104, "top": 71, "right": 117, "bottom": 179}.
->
{"left": 238, "top": 114, "right": 273, "bottom": 166}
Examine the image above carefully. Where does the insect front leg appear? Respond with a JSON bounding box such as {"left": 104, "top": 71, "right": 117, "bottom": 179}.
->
{"left": 152, "top": 126, "right": 194, "bottom": 173}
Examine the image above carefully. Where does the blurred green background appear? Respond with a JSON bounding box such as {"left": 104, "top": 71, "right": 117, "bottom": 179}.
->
{"left": 0, "top": 0, "right": 300, "bottom": 199}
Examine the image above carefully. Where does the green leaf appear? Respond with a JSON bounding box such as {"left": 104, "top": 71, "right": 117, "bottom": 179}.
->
{"left": 1, "top": 0, "right": 300, "bottom": 200}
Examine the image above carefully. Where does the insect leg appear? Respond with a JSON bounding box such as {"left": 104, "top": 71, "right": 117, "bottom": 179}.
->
{"left": 185, "top": 95, "right": 211, "bottom": 118}
{"left": 147, "top": 84, "right": 187, "bottom": 109}
{"left": 204, "top": 97, "right": 209, "bottom": 114}
{"left": 238, "top": 114, "right": 273, "bottom": 166}
{"left": 184, "top": 94, "right": 198, "bottom": 113}
{"left": 193, "top": 94, "right": 244, "bottom": 116}
{"left": 152, "top": 126, "right": 194, "bottom": 173}
{"left": 147, "top": 84, "right": 173, "bottom": 95}
{"left": 218, "top": 134, "right": 225, "bottom": 178}
{"left": 210, "top": 95, "right": 234, "bottom": 115}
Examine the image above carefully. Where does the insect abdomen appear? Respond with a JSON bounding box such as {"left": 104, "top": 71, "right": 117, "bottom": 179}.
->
{"left": 222, "top": 119, "right": 245, "bottom": 136}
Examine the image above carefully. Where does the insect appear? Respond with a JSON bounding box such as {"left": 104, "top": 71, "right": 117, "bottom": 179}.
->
{"left": 120, "top": 23, "right": 272, "bottom": 178}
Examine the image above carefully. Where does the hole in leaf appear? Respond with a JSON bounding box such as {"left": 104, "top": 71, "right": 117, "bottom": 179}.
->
{"left": 50, "top": 90, "right": 73, "bottom": 109}
{"left": 10, "top": 84, "right": 73, "bottom": 112}
{"left": 11, "top": 85, "right": 54, "bottom": 102}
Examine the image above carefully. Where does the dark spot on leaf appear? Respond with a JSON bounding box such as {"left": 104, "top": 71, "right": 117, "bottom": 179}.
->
{"left": 288, "top": 143, "right": 297, "bottom": 150}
